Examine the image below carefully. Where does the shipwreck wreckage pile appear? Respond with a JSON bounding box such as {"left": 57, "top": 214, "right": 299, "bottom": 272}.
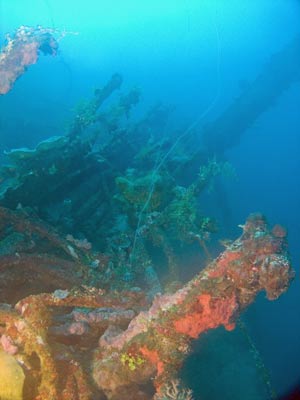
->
{"left": 0, "top": 26, "right": 298, "bottom": 400}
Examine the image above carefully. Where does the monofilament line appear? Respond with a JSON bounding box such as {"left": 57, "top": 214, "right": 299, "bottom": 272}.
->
{"left": 130, "top": 1, "right": 222, "bottom": 265}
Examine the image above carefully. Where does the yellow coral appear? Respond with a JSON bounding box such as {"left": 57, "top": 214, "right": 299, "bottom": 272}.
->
{"left": 0, "top": 349, "right": 24, "bottom": 400}
{"left": 120, "top": 352, "right": 145, "bottom": 371}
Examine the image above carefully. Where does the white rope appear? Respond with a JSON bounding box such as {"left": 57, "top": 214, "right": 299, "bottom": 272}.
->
{"left": 130, "top": 1, "right": 222, "bottom": 264}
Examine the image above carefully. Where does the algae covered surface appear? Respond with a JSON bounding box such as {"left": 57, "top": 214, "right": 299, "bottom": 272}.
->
{"left": 0, "top": 2, "right": 299, "bottom": 399}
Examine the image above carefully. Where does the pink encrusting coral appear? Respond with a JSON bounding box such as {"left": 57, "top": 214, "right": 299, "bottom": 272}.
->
{"left": 0, "top": 26, "right": 58, "bottom": 95}
{"left": 0, "top": 207, "right": 294, "bottom": 399}
{"left": 92, "top": 213, "right": 294, "bottom": 399}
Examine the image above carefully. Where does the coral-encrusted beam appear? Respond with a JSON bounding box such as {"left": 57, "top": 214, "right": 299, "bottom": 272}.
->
{"left": 0, "top": 26, "right": 58, "bottom": 95}
{"left": 93, "top": 213, "right": 294, "bottom": 399}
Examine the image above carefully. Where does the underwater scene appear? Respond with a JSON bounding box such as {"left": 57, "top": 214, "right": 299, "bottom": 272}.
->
{"left": 0, "top": 1, "right": 299, "bottom": 399}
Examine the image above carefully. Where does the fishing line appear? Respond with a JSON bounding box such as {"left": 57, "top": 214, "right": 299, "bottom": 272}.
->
{"left": 130, "top": 1, "right": 222, "bottom": 264}
{"left": 42, "top": 1, "right": 74, "bottom": 106}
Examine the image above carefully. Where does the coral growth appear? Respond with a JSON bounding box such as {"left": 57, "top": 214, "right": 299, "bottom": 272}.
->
{"left": 0, "top": 27, "right": 297, "bottom": 399}
{"left": 154, "top": 380, "right": 194, "bottom": 400}
{"left": 0, "top": 212, "right": 294, "bottom": 399}
{"left": 91, "top": 214, "right": 293, "bottom": 399}
{"left": 0, "top": 74, "right": 229, "bottom": 287}
{"left": 0, "top": 26, "right": 58, "bottom": 94}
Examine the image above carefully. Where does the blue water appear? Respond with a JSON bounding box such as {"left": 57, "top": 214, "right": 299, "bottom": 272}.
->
{"left": 1, "top": 1, "right": 300, "bottom": 398}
